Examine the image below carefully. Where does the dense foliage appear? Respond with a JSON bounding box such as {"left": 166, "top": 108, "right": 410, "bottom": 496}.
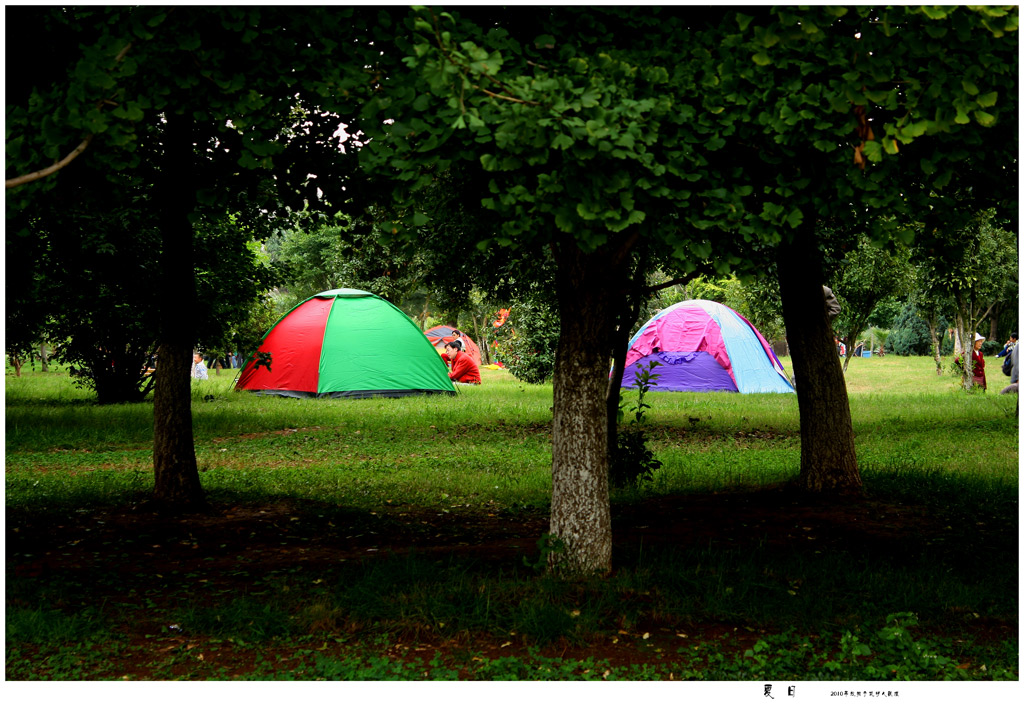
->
{"left": 490, "top": 300, "right": 560, "bottom": 385}
{"left": 908, "top": 209, "right": 1017, "bottom": 386}
{"left": 7, "top": 158, "right": 276, "bottom": 402}
{"left": 828, "top": 235, "right": 915, "bottom": 370}
{"left": 267, "top": 219, "right": 427, "bottom": 312}
{"left": 888, "top": 303, "right": 944, "bottom": 357}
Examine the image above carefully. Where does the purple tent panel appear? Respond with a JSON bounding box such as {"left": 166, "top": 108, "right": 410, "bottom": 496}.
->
{"left": 621, "top": 351, "right": 738, "bottom": 392}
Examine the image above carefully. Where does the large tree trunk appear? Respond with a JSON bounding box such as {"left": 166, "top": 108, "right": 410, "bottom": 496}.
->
{"left": 776, "top": 225, "right": 861, "bottom": 495}
{"left": 151, "top": 112, "right": 205, "bottom": 509}
{"left": 548, "top": 242, "right": 619, "bottom": 576}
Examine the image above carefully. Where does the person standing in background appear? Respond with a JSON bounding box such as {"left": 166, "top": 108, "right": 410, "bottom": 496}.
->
{"left": 191, "top": 351, "right": 208, "bottom": 381}
{"left": 971, "top": 333, "right": 986, "bottom": 390}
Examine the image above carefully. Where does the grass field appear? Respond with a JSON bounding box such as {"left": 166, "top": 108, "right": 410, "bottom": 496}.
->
{"left": 6, "top": 355, "right": 1017, "bottom": 507}
{"left": 5, "top": 354, "right": 1019, "bottom": 682}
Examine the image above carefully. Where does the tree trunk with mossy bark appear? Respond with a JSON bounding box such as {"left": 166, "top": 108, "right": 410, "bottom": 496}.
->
{"left": 548, "top": 241, "right": 624, "bottom": 576}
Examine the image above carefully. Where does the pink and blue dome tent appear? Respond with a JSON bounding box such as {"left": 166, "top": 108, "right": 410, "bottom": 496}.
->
{"left": 619, "top": 300, "right": 794, "bottom": 394}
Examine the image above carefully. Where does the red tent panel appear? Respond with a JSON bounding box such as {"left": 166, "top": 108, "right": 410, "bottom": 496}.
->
{"left": 236, "top": 297, "right": 333, "bottom": 393}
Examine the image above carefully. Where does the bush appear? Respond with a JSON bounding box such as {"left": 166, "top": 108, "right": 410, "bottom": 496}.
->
{"left": 610, "top": 361, "right": 663, "bottom": 490}
{"left": 490, "top": 302, "right": 559, "bottom": 385}
{"left": 867, "top": 296, "right": 904, "bottom": 329}
{"left": 610, "top": 428, "right": 662, "bottom": 490}
{"left": 887, "top": 303, "right": 935, "bottom": 356}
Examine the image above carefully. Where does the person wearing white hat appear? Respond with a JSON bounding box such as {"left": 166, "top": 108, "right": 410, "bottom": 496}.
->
{"left": 971, "top": 333, "right": 987, "bottom": 390}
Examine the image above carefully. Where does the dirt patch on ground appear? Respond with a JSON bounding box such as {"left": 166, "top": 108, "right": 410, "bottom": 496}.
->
{"left": 6, "top": 486, "right": 1016, "bottom": 679}
{"left": 9, "top": 487, "right": 955, "bottom": 579}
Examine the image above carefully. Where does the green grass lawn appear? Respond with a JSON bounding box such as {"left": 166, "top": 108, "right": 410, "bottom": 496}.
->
{"left": 5, "top": 355, "right": 1019, "bottom": 681}
{"left": 6, "top": 355, "right": 1017, "bottom": 509}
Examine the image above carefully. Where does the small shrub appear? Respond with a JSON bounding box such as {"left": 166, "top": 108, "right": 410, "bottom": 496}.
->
{"left": 860, "top": 611, "right": 955, "bottom": 679}
{"left": 610, "top": 428, "right": 662, "bottom": 490}
{"left": 610, "top": 361, "right": 663, "bottom": 489}
{"left": 523, "top": 533, "right": 566, "bottom": 573}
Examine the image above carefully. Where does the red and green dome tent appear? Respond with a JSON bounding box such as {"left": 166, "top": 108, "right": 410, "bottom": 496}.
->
{"left": 236, "top": 289, "right": 456, "bottom": 398}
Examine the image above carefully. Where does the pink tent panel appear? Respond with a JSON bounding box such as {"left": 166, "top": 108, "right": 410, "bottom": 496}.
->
{"left": 626, "top": 309, "right": 734, "bottom": 384}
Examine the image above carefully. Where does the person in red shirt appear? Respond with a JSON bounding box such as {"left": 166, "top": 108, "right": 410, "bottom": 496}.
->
{"left": 442, "top": 341, "right": 481, "bottom": 385}
{"left": 971, "top": 333, "right": 987, "bottom": 390}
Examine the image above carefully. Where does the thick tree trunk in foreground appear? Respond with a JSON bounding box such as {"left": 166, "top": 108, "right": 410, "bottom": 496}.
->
{"left": 153, "top": 339, "right": 203, "bottom": 506}
{"left": 776, "top": 226, "right": 861, "bottom": 494}
{"left": 152, "top": 112, "right": 205, "bottom": 509}
{"left": 548, "top": 243, "right": 619, "bottom": 576}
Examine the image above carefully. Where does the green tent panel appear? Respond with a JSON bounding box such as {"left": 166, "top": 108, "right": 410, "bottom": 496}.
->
{"left": 236, "top": 289, "right": 455, "bottom": 398}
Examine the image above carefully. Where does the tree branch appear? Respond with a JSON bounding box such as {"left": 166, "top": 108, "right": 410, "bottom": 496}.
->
{"left": 423, "top": 8, "right": 541, "bottom": 109}
{"left": 640, "top": 260, "right": 718, "bottom": 295}
{"left": 642, "top": 275, "right": 696, "bottom": 294}
{"left": 6, "top": 134, "right": 94, "bottom": 189}
{"left": 477, "top": 87, "right": 541, "bottom": 106}
{"left": 7, "top": 38, "right": 133, "bottom": 190}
